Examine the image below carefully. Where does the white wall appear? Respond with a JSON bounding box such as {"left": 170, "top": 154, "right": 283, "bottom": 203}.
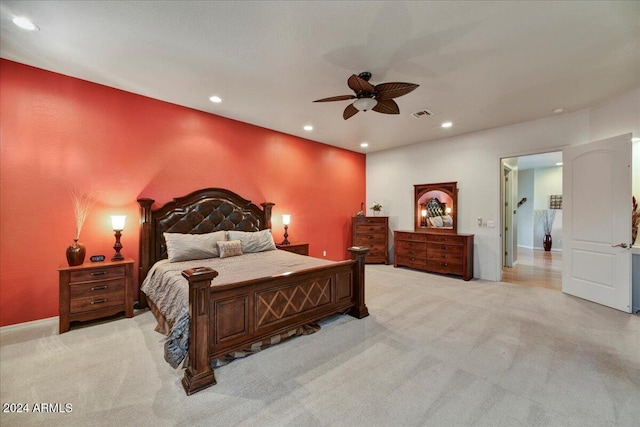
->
{"left": 517, "top": 169, "right": 534, "bottom": 248}
{"left": 367, "top": 88, "right": 640, "bottom": 281}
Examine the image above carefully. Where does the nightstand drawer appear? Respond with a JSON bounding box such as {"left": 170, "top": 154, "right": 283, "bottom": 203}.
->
{"left": 70, "top": 266, "right": 126, "bottom": 283}
{"left": 70, "top": 290, "right": 125, "bottom": 314}
{"left": 284, "top": 245, "right": 308, "bottom": 255}
{"left": 70, "top": 278, "right": 125, "bottom": 299}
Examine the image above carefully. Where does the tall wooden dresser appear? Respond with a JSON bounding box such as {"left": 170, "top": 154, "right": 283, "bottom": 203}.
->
{"left": 394, "top": 231, "right": 473, "bottom": 280}
{"left": 352, "top": 216, "right": 389, "bottom": 264}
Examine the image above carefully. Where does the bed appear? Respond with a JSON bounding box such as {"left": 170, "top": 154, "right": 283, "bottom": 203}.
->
{"left": 137, "top": 188, "right": 369, "bottom": 395}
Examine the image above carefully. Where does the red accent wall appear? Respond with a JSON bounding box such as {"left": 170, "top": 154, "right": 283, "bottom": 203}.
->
{"left": 0, "top": 60, "right": 365, "bottom": 327}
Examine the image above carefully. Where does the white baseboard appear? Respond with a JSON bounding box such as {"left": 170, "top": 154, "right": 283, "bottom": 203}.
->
{"left": 0, "top": 316, "right": 58, "bottom": 333}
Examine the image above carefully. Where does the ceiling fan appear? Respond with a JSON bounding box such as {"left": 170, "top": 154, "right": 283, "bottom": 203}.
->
{"left": 313, "top": 72, "right": 419, "bottom": 120}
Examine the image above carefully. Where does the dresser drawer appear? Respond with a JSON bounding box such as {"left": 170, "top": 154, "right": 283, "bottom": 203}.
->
{"left": 425, "top": 234, "right": 464, "bottom": 244}
{"left": 395, "top": 232, "right": 428, "bottom": 242}
{"left": 366, "top": 252, "right": 388, "bottom": 262}
{"left": 397, "top": 240, "right": 427, "bottom": 252}
{"left": 353, "top": 217, "right": 387, "bottom": 225}
{"left": 70, "top": 266, "right": 126, "bottom": 283}
{"left": 427, "top": 259, "right": 463, "bottom": 275}
{"left": 70, "top": 290, "right": 125, "bottom": 314}
{"left": 355, "top": 224, "right": 386, "bottom": 234}
{"left": 70, "top": 278, "right": 126, "bottom": 299}
{"left": 396, "top": 255, "right": 427, "bottom": 270}
{"left": 355, "top": 233, "right": 386, "bottom": 245}
{"left": 427, "top": 247, "right": 464, "bottom": 264}
{"left": 427, "top": 242, "right": 464, "bottom": 258}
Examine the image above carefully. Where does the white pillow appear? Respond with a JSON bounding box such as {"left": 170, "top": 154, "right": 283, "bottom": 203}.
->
{"left": 429, "top": 216, "right": 444, "bottom": 227}
{"left": 441, "top": 215, "right": 453, "bottom": 227}
{"left": 164, "top": 231, "right": 227, "bottom": 262}
{"left": 227, "top": 229, "right": 276, "bottom": 253}
{"left": 217, "top": 240, "right": 243, "bottom": 259}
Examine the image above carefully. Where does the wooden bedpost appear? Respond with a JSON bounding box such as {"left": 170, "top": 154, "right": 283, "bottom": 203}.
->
{"left": 260, "top": 202, "right": 275, "bottom": 230}
{"left": 181, "top": 267, "right": 219, "bottom": 395}
{"left": 347, "top": 246, "right": 369, "bottom": 319}
{"left": 137, "top": 198, "right": 155, "bottom": 309}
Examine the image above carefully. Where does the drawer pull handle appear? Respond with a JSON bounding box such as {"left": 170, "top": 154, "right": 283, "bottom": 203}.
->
{"left": 91, "top": 298, "right": 108, "bottom": 305}
{"left": 410, "top": 251, "right": 415, "bottom": 255}
{"left": 442, "top": 255, "right": 448, "bottom": 259}
{"left": 91, "top": 271, "right": 107, "bottom": 276}
{"left": 442, "top": 246, "right": 448, "bottom": 250}
{"left": 91, "top": 285, "right": 108, "bottom": 291}
{"left": 441, "top": 263, "right": 448, "bottom": 267}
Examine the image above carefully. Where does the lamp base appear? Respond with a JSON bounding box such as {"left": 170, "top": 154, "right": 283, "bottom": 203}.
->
{"left": 112, "top": 230, "right": 124, "bottom": 261}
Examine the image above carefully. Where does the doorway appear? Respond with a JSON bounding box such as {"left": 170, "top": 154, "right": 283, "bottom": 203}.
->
{"left": 501, "top": 152, "right": 563, "bottom": 291}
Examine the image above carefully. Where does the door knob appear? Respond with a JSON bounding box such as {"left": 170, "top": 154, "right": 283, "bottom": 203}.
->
{"left": 611, "top": 243, "right": 628, "bottom": 248}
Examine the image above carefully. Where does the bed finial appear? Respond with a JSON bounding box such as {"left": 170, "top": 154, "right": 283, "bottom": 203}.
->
{"left": 261, "top": 202, "right": 275, "bottom": 230}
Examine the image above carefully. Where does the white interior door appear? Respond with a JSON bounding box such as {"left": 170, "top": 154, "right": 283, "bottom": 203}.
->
{"left": 562, "top": 134, "right": 632, "bottom": 312}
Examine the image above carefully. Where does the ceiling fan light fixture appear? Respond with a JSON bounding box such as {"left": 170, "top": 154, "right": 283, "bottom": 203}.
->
{"left": 13, "top": 17, "right": 39, "bottom": 31}
{"left": 353, "top": 97, "right": 377, "bottom": 111}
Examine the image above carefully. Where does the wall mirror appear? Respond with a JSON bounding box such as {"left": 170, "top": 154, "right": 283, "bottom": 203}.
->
{"left": 414, "top": 181, "right": 458, "bottom": 233}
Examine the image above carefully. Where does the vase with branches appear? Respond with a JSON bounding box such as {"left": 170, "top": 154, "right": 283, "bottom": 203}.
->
{"left": 535, "top": 209, "right": 556, "bottom": 251}
{"left": 66, "top": 189, "right": 97, "bottom": 266}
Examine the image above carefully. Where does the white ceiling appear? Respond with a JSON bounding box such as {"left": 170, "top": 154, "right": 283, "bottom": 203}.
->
{"left": 1, "top": 1, "right": 639, "bottom": 153}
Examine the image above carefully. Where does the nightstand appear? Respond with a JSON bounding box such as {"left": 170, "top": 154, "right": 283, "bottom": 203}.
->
{"left": 276, "top": 242, "right": 309, "bottom": 256}
{"left": 58, "top": 259, "right": 134, "bottom": 334}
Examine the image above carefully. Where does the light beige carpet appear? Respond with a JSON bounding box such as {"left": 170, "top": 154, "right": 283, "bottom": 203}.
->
{"left": 1, "top": 265, "right": 639, "bottom": 426}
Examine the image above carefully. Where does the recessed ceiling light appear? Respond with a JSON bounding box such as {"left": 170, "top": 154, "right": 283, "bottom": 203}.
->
{"left": 209, "top": 95, "right": 222, "bottom": 103}
{"left": 553, "top": 108, "right": 564, "bottom": 114}
{"left": 360, "top": 142, "right": 369, "bottom": 148}
{"left": 555, "top": 162, "right": 563, "bottom": 166}
{"left": 303, "top": 125, "right": 313, "bottom": 131}
{"left": 13, "top": 17, "right": 39, "bottom": 31}
{"left": 441, "top": 121, "right": 453, "bottom": 128}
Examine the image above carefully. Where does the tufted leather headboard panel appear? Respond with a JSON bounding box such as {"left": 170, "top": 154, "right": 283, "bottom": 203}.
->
{"left": 137, "top": 188, "right": 274, "bottom": 287}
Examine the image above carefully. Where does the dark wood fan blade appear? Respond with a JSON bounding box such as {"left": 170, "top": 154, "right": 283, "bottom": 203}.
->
{"left": 347, "top": 74, "right": 375, "bottom": 94}
{"left": 372, "top": 99, "right": 400, "bottom": 114}
{"left": 313, "top": 95, "right": 356, "bottom": 102}
{"left": 374, "top": 82, "right": 419, "bottom": 100}
{"left": 343, "top": 103, "right": 359, "bottom": 120}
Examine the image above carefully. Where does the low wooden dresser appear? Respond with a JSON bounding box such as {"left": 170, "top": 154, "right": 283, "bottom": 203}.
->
{"left": 394, "top": 231, "right": 473, "bottom": 280}
{"left": 58, "top": 259, "right": 134, "bottom": 333}
{"left": 352, "top": 216, "right": 389, "bottom": 264}
{"left": 276, "top": 242, "right": 309, "bottom": 256}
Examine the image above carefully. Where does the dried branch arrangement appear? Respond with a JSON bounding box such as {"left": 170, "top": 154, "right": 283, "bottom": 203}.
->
{"left": 70, "top": 189, "right": 97, "bottom": 240}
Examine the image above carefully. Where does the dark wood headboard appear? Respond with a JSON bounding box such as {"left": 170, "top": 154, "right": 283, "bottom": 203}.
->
{"left": 137, "top": 188, "right": 274, "bottom": 287}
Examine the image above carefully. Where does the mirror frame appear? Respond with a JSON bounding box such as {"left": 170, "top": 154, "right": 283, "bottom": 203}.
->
{"left": 414, "top": 181, "right": 458, "bottom": 233}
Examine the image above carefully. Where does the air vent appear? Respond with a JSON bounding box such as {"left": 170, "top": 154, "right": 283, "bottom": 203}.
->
{"left": 411, "top": 109, "right": 433, "bottom": 118}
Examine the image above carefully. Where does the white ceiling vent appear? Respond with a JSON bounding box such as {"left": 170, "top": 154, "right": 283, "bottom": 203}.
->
{"left": 411, "top": 109, "right": 433, "bottom": 118}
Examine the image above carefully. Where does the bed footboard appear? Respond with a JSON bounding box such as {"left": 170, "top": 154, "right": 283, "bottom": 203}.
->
{"left": 181, "top": 247, "right": 369, "bottom": 395}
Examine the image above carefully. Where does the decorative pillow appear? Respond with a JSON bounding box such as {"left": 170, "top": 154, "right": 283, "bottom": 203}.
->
{"left": 217, "top": 240, "right": 243, "bottom": 259}
{"left": 441, "top": 215, "right": 453, "bottom": 227}
{"left": 227, "top": 229, "right": 276, "bottom": 253}
{"left": 164, "top": 231, "right": 227, "bottom": 262}
{"left": 429, "top": 216, "right": 444, "bottom": 227}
